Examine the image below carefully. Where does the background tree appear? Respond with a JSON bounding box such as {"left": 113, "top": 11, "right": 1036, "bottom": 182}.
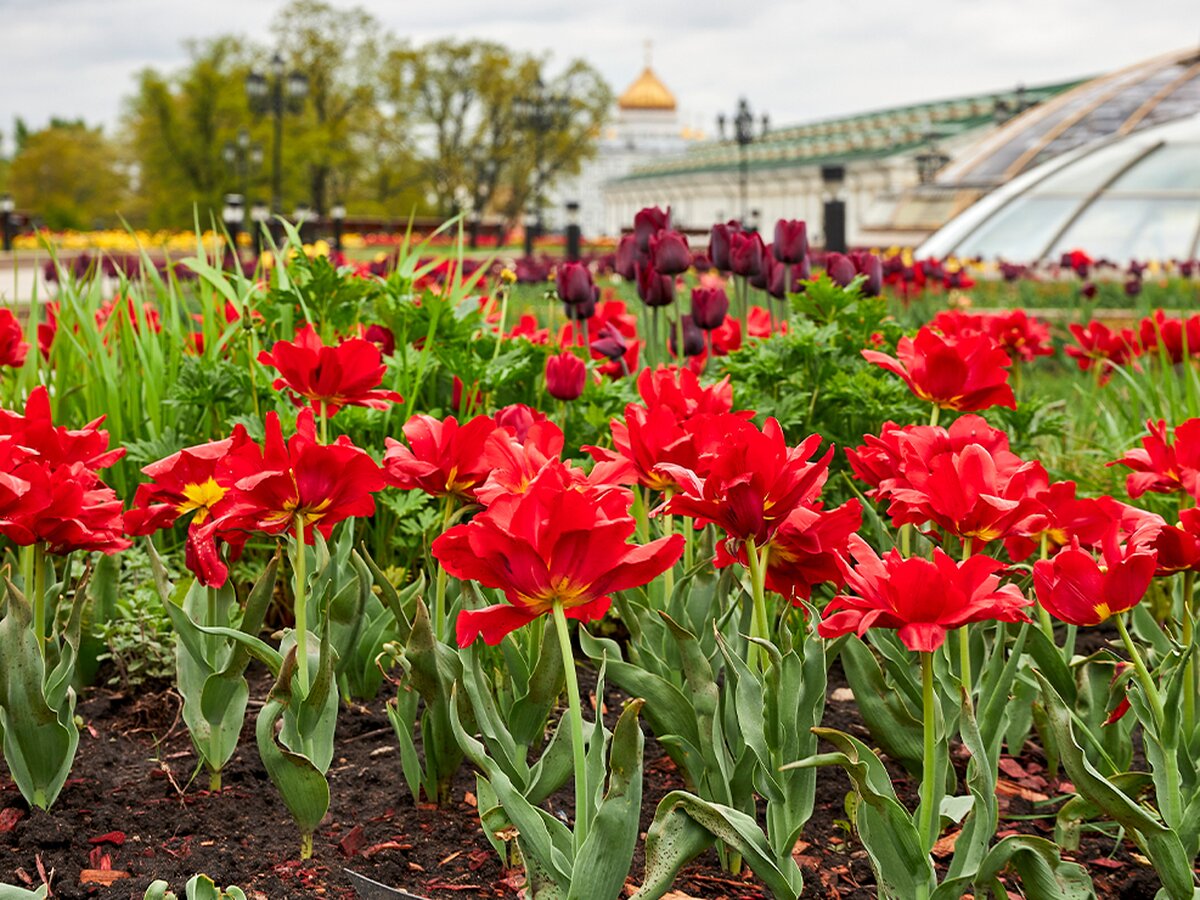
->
{"left": 8, "top": 120, "right": 125, "bottom": 230}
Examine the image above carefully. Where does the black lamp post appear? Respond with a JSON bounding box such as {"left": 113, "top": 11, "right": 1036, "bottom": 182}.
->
{"left": 513, "top": 77, "right": 570, "bottom": 257}
{"left": 245, "top": 53, "right": 308, "bottom": 216}
{"left": 250, "top": 200, "right": 271, "bottom": 256}
{"left": 0, "top": 194, "right": 13, "bottom": 253}
{"left": 330, "top": 203, "right": 346, "bottom": 253}
{"left": 222, "top": 128, "right": 263, "bottom": 201}
{"left": 820, "top": 165, "right": 847, "bottom": 254}
{"left": 222, "top": 194, "right": 244, "bottom": 262}
{"left": 565, "top": 200, "right": 581, "bottom": 262}
{"left": 717, "top": 98, "right": 769, "bottom": 227}
{"left": 293, "top": 203, "right": 313, "bottom": 244}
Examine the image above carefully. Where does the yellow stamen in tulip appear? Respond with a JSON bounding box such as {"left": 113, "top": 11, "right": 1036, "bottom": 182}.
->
{"left": 176, "top": 478, "right": 227, "bottom": 523}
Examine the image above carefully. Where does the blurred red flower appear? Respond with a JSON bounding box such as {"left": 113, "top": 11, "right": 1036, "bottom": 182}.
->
{"left": 863, "top": 328, "right": 1015, "bottom": 412}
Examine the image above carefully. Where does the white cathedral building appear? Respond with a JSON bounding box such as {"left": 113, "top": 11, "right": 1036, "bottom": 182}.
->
{"left": 546, "top": 61, "right": 697, "bottom": 238}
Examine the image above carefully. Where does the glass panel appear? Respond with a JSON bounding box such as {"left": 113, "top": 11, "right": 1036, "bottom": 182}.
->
{"left": 1109, "top": 143, "right": 1200, "bottom": 191}
{"left": 1050, "top": 197, "right": 1200, "bottom": 260}
{"left": 955, "top": 196, "right": 1082, "bottom": 260}
{"left": 1028, "top": 139, "right": 1147, "bottom": 194}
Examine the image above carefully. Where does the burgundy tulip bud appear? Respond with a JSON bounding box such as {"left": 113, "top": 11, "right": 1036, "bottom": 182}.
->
{"left": 364, "top": 324, "right": 396, "bottom": 357}
{"left": 766, "top": 256, "right": 789, "bottom": 299}
{"left": 615, "top": 234, "right": 637, "bottom": 280}
{"left": 563, "top": 293, "right": 596, "bottom": 321}
{"left": 708, "top": 221, "right": 739, "bottom": 272}
{"left": 1180, "top": 260, "right": 1196, "bottom": 278}
{"left": 590, "top": 322, "right": 628, "bottom": 361}
{"left": 1124, "top": 277, "right": 1143, "bottom": 297}
{"left": 691, "top": 287, "right": 729, "bottom": 330}
{"left": 634, "top": 206, "right": 670, "bottom": 252}
{"left": 691, "top": 250, "right": 712, "bottom": 271}
{"left": 1080, "top": 281, "right": 1098, "bottom": 299}
{"left": 851, "top": 251, "right": 883, "bottom": 297}
{"left": 650, "top": 230, "right": 692, "bottom": 276}
{"left": 792, "top": 255, "right": 811, "bottom": 292}
{"left": 729, "top": 231, "right": 764, "bottom": 278}
{"left": 750, "top": 254, "right": 770, "bottom": 290}
{"left": 555, "top": 261, "right": 594, "bottom": 305}
{"left": 636, "top": 262, "right": 676, "bottom": 308}
{"left": 826, "top": 252, "right": 857, "bottom": 287}
{"left": 669, "top": 314, "right": 706, "bottom": 358}
{"left": 773, "top": 219, "right": 808, "bottom": 264}
{"left": 545, "top": 352, "right": 587, "bottom": 401}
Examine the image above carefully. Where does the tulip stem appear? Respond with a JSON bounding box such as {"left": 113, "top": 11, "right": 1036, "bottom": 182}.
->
{"left": 959, "top": 538, "right": 973, "bottom": 698}
{"left": 293, "top": 520, "right": 309, "bottom": 693}
{"left": 434, "top": 497, "right": 455, "bottom": 643}
{"left": 928, "top": 403, "right": 941, "bottom": 428}
{"left": 745, "top": 538, "right": 771, "bottom": 672}
{"left": 1184, "top": 571, "right": 1196, "bottom": 740}
{"left": 674, "top": 310, "right": 684, "bottom": 364}
{"left": 1036, "top": 534, "right": 1057, "bottom": 643}
{"left": 319, "top": 404, "right": 329, "bottom": 445}
{"left": 1115, "top": 613, "right": 1164, "bottom": 729}
{"left": 492, "top": 284, "right": 510, "bottom": 362}
{"left": 551, "top": 601, "right": 589, "bottom": 852}
{"left": 661, "top": 495, "right": 675, "bottom": 602}
{"left": 917, "top": 651, "right": 938, "bottom": 884}
{"left": 31, "top": 543, "right": 46, "bottom": 656}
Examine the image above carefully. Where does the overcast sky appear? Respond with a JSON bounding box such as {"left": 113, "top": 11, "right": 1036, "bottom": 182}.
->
{"left": 1, "top": 0, "right": 1196, "bottom": 150}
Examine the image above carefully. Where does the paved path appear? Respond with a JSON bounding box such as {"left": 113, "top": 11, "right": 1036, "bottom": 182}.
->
{"left": 0, "top": 255, "right": 54, "bottom": 306}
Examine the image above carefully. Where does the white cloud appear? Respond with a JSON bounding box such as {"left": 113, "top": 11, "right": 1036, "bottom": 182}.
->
{"left": 0, "top": 0, "right": 1195, "bottom": 148}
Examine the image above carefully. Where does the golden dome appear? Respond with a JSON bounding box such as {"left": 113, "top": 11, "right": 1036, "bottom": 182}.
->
{"left": 618, "top": 67, "right": 676, "bottom": 111}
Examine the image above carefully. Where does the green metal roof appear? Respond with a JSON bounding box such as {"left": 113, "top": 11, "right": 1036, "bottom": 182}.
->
{"left": 614, "top": 80, "right": 1086, "bottom": 182}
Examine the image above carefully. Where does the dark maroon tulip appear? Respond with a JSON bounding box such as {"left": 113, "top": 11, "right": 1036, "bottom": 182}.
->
{"left": 773, "top": 219, "right": 809, "bottom": 264}
{"left": 545, "top": 352, "right": 587, "bottom": 401}
{"left": 650, "top": 231, "right": 691, "bottom": 276}
{"left": 1080, "top": 281, "right": 1098, "bottom": 299}
{"left": 669, "top": 314, "right": 706, "bottom": 358}
{"left": 1180, "top": 260, "right": 1196, "bottom": 278}
{"left": 999, "top": 262, "right": 1025, "bottom": 282}
{"left": 765, "top": 256, "right": 788, "bottom": 299}
{"left": 750, "top": 253, "right": 770, "bottom": 290}
{"left": 636, "top": 262, "right": 675, "bottom": 308}
{"left": 1124, "top": 277, "right": 1143, "bottom": 297}
{"left": 691, "top": 287, "right": 729, "bottom": 330}
{"left": 590, "top": 322, "right": 628, "bottom": 361}
{"left": 563, "top": 294, "right": 596, "bottom": 321}
{"left": 882, "top": 254, "right": 905, "bottom": 277}
{"left": 364, "top": 324, "right": 396, "bottom": 357}
{"left": 691, "top": 251, "right": 713, "bottom": 271}
{"left": 851, "top": 251, "right": 883, "bottom": 297}
{"left": 792, "top": 255, "right": 811, "bottom": 292}
{"left": 825, "top": 252, "right": 857, "bottom": 287}
{"left": 634, "top": 206, "right": 670, "bottom": 252}
{"left": 555, "top": 261, "right": 594, "bottom": 305}
{"left": 729, "top": 231, "right": 764, "bottom": 278}
{"left": 615, "top": 234, "right": 637, "bottom": 280}
{"left": 709, "top": 221, "right": 740, "bottom": 272}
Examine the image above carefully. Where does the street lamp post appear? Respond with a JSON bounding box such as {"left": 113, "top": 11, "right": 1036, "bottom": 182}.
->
{"left": 565, "top": 200, "right": 581, "bottom": 262}
{"left": 717, "top": 98, "right": 769, "bottom": 227}
{"left": 513, "top": 77, "right": 570, "bottom": 257}
{"left": 330, "top": 203, "right": 346, "bottom": 253}
{"left": 0, "top": 195, "right": 13, "bottom": 253}
{"left": 245, "top": 53, "right": 308, "bottom": 217}
{"left": 820, "top": 165, "right": 847, "bottom": 254}
{"left": 222, "top": 128, "right": 263, "bottom": 201}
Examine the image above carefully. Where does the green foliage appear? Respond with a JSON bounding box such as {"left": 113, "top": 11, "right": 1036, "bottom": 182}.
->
{"left": 93, "top": 549, "right": 177, "bottom": 690}
{"left": 8, "top": 120, "right": 125, "bottom": 229}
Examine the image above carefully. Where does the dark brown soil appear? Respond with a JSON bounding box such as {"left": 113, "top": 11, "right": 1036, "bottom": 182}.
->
{"left": 0, "top": 656, "right": 1174, "bottom": 899}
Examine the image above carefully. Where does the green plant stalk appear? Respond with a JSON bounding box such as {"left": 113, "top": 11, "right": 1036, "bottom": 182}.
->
{"left": 928, "top": 403, "right": 941, "bottom": 428}
{"left": 959, "top": 537, "right": 973, "bottom": 698}
{"left": 1036, "top": 534, "right": 1056, "bottom": 641}
{"left": 491, "top": 284, "right": 511, "bottom": 363}
{"left": 916, "top": 650, "right": 936, "bottom": 899}
{"left": 32, "top": 543, "right": 46, "bottom": 656}
{"left": 745, "top": 538, "right": 771, "bottom": 672}
{"left": 293, "top": 520, "right": 309, "bottom": 693}
{"left": 1114, "top": 612, "right": 1181, "bottom": 827}
{"left": 551, "top": 601, "right": 589, "bottom": 852}
{"left": 674, "top": 310, "right": 684, "bottom": 366}
{"left": 300, "top": 832, "right": 313, "bottom": 860}
{"left": 1184, "top": 570, "right": 1196, "bottom": 740}
{"left": 661, "top": 495, "right": 675, "bottom": 601}
{"left": 434, "top": 497, "right": 456, "bottom": 643}
{"left": 319, "top": 404, "right": 329, "bottom": 446}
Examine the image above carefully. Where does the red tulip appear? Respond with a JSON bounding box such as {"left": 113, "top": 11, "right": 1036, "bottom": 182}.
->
{"left": 434, "top": 461, "right": 684, "bottom": 646}
{"left": 0, "top": 309, "right": 29, "bottom": 368}
{"left": 636, "top": 366, "right": 739, "bottom": 418}
{"left": 1110, "top": 418, "right": 1200, "bottom": 499}
{"left": 492, "top": 403, "right": 547, "bottom": 442}
{"left": 1065, "top": 321, "right": 1139, "bottom": 384}
{"left": 216, "top": 410, "right": 384, "bottom": 544}
{"left": 862, "top": 327, "right": 1015, "bottom": 412}
{"left": 257, "top": 325, "right": 404, "bottom": 417}
{"left": 1034, "top": 532, "right": 1157, "bottom": 626}
{"left": 474, "top": 420, "right": 566, "bottom": 506}
{"left": 933, "top": 310, "right": 1053, "bottom": 364}
{"left": 634, "top": 206, "right": 670, "bottom": 252}
{"left": 383, "top": 414, "right": 500, "bottom": 502}
{"left": 825, "top": 253, "right": 857, "bottom": 287}
{"left": 1139, "top": 310, "right": 1200, "bottom": 364}
{"left": 545, "top": 352, "right": 587, "bottom": 401}
{"left": 615, "top": 234, "right": 638, "bottom": 280}
{"left": 819, "top": 535, "right": 1031, "bottom": 652}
